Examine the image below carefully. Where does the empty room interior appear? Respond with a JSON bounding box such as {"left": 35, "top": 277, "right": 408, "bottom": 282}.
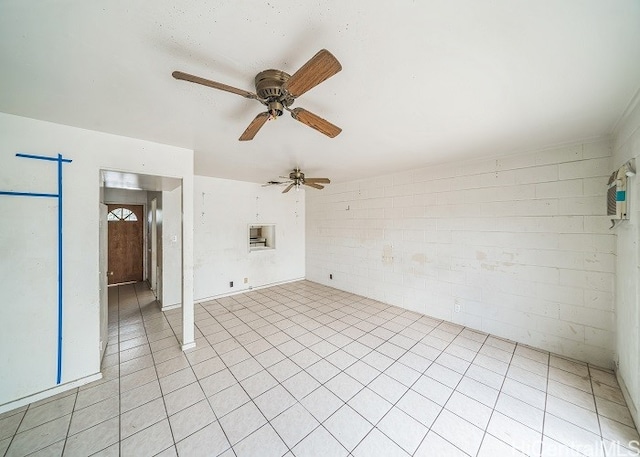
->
{"left": 2, "top": 1, "right": 640, "bottom": 456}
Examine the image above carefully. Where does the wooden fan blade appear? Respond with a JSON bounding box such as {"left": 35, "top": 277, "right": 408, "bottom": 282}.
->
{"left": 305, "top": 178, "right": 331, "bottom": 184}
{"left": 283, "top": 49, "right": 342, "bottom": 98}
{"left": 304, "top": 182, "right": 324, "bottom": 190}
{"left": 282, "top": 183, "right": 295, "bottom": 193}
{"left": 172, "top": 71, "right": 257, "bottom": 99}
{"left": 239, "top": 112, "right": 270, "bottom": 141}
{"left": 290, "top": 108, "right": 341, "bottom": 138}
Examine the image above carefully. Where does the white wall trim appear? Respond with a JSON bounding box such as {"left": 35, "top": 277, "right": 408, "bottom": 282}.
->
{"left": 195, "top": 277, "right": 306, "bottom": 304}
{"left": 0, "top": 372, "right": 102, "bottom": 415}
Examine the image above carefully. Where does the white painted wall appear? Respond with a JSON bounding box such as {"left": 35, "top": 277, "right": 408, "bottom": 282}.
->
{"left": 0, "top": 112, "right": 194, "bottom": 409}
{"left": 103, "top": 188, "right": 148, "bottom": 205}
{"left": 148, "top": 191, "right": 163, "bottom": 299}
{"left": 612, "top": 97, "right": 640, "bottom": 427}
{"left": 307, "top": 139, "right": 614, "bottom": 367}
{"left": 194, "top": 176, "right": 305, "bottom": 301}
{"left": 162, "top": 186, "right": 183, "bottom": 308}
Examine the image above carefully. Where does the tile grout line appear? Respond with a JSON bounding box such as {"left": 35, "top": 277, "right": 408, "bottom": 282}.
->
{"left": 407, "top": 328, "right": 493, "bottom": 456}
{"left": 588, "top": 363, "right": 607, "bottom": 455}
{"left": 131, "top": 282, "right": 178, "bottom": 456}
{"left": 3, "top": 281, "right": 633, "bottom": 457}
{"left": 200, "top": 288, "right": 397, "bottom": 454}
{"left": 211, "top": 286, "right": 502, "bottom": 455}
{"left": 472, "top": 340, "right": 518, "bottom": 457}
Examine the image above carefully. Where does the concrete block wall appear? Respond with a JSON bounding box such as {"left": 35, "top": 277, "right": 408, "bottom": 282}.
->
{"left": 306, "top": 139, "right": 615, "bottom": 367}
{"left": 612, "top": 96, "right": 640, "bottom": 427}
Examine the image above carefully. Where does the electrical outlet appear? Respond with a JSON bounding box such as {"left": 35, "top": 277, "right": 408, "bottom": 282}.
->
{"left": 244, "top": 278, "right": 248, "bottom": 284}
{"left": 229, "top": 281, "right": 234, "bottom": 288}
{"left": 454, "top": 303, "right": 461, "bottom": 313}
{"left": 329, "top": 274, "right": 333, "bottom": 280}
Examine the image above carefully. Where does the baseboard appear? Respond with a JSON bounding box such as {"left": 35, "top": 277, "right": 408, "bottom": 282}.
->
{"left": 0, "top": 372, "right": 103, "bottom": 415}
{"left": 181, "top": 341, "right": 196, "bottom": 351}
{"left": 161, "top": 303, "right": 181, "bottom": 311}
{"left": 195, "top": 277, "right": 305, "bottom": 304}
{"left": 616, "top": 368, "right": 640, "bottom": 434}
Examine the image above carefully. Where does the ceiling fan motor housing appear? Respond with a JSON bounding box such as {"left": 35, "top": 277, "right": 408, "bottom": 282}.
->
{"left": 290, "top": 169, "right": 305, "bottom": 183}
{"left": 255, "top": 69, "right": 294, "bottom": 115}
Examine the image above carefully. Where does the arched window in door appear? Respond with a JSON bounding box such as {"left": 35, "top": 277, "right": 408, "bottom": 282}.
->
{"left": 107, "top": 207, "right": 138, "bottom": 222}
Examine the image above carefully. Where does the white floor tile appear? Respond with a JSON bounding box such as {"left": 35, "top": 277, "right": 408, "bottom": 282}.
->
{"left": 543, "top": 414, "right": 603, "bottom": 457}
{"left": 324, "top": 405, "right": 373, "bottom": 452}
{"left": 282, "top": 370, "right": 321, "bottom": 400}
{"left": 478, "top": 434, "right": 527, "bottom": 457}
{"left": 352, "top": 428, "right": 410, "bottom": 457}
{"left": 377, "top": 407, "right": 428, "bottom": 454}
{"left": 3, "top": 281, "right": 636, "bottom": 457}
{"left": 233, "top": 424, "right": 288, "bottom": 457}
{"left": 168, "top": 399, "right": 215, "bottom": 442}
{"left": 292, "top": 425, "right": 349, "bottom": 457}
{"left": 120, "top": 397, "right": 166, "bottom": 438}
{"left": 412, "top": 375, "right": 454, "bottom": 406}
{"left": 254, "top": 384, "right": 297, "bottom": 420}
{"left": 208, "top": 383, "right": 250, "bottom": 418}
{"left": 494, "top": 393, "right": 544, "bottom": 432}
{"left": 218, "top": 401, "right": 267, "bottom": 445}
{"left": 546, "top": 395, "right": 600, "bottom": 434}
{"left": 368, "top": 373, "right": 409, "bottom": 404}
{"left": 6, "top": 414, "right": 71, "bottom": 456}
{"left": 270, "top": 403, "right": 319, "bottom": 447}
{"left": 446, "top": 391, "right": 492, "bottom": 430}
{"left": 300, "top": 386, "right": 344, "bottom": 423}
{"left": 348, "top": 388, "right": 393, "bottom": 425}
{"left": 325, "top": 372, "right": 365, "bottom": 402}
{"left": 240, "top": 369, "right": 279, "bottom": 398}
{"left": 415, "top": 430, "right": 468, "bottom": 457}
{"left": 431, "top": 409, "right": 484, "bottom": 456}
{"left": 120, "top": 418, "right": 174, "bottom": 457}
{"left": 595, "top": 396, "right": 635, "bottom": 428}
{"left": 175, "top": 421, "right": 231, "bottom": 457}
{"left": 488, "top": 412, "right": 542, "bottom": 456}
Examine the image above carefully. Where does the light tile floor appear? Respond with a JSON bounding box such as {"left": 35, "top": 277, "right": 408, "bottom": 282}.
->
{"left": 1, "top": 281, "right": 639, "bottom": 456}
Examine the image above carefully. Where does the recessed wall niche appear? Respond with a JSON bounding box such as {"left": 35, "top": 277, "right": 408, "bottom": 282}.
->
{"left": 248, "top": 224, "right": 275, "bottom": 252}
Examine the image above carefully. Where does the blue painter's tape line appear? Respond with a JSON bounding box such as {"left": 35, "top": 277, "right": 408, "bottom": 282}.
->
{"left": 0, "top": 191, "right": 58, "bottom": 198}
{"left": 16, "top": 152, "right": 72, "bottom": 163}
{"left": 1, "top": 152, "right": 71, "bottom": 385}
{"left": 57, "top": 154, "right": 63, "bottom": 384}
{"left": 616, "top": 191, "right": 626, "bottom": 202}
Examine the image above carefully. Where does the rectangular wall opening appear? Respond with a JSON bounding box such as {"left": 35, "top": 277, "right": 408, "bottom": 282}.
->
{"left": 249, "top": 224, "right": 275, "bottom": 252}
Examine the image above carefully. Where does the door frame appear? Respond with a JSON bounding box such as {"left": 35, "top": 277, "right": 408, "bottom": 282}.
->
{"left": 99, "top": 169, "right": 195, "bottom": 355}
{"left": 150, "top": 198, "right": 158, "bottom": 294}
{"left": 106, "top": 203, "right": 145, "bottom": 285}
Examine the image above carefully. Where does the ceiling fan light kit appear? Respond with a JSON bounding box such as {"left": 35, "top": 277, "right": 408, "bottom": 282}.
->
{"left": 172, "top": 49, "right": 342, "bottom": 141}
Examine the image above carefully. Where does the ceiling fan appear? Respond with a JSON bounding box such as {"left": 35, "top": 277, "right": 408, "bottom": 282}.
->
{"left": 172, "top": 49, "right": 342, "bottom": 141}
{"left": 264, "top": 168, "right": 331, "bottom": 193}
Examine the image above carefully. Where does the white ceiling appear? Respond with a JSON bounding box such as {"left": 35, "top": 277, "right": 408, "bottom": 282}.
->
{"left": 1, "top": 1, "right": 639, "bottom": 184}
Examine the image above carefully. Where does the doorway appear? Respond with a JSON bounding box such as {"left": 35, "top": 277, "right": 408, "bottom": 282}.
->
{"left": 107, "top": 204, "right": 144, "bottom": 285}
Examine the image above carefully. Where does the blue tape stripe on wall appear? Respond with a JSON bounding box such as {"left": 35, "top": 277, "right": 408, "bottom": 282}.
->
{"left": 0, "top": 153, "right": 72, "bottom": 385}
{"left": 57, "top": 153, "right": 64, "bottom": 384}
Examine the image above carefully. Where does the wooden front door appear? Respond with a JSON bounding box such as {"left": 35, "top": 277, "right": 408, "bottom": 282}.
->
{"left": 107, "top": 204, "right": 143, "bottom": 285}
